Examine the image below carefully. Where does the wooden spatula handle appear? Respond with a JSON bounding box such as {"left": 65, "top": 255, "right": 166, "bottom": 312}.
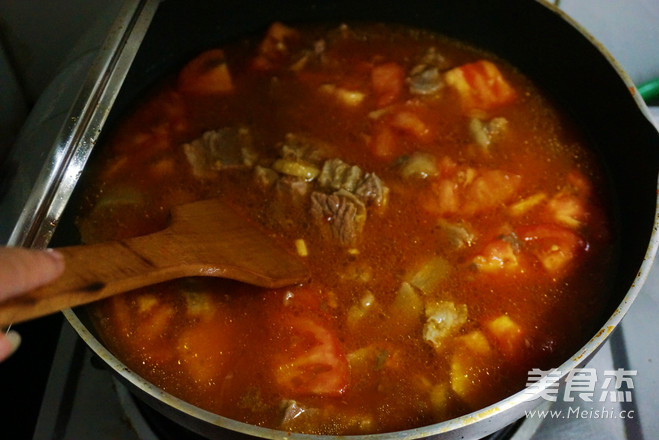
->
{"left": 0, "top": 231, "right": 188, "bottom": 326}
{"left": 0, "top": 198, "right": 311, "bottom": 326}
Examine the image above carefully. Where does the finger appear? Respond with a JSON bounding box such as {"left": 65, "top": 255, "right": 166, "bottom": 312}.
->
{"left": 0, "top": 330, "right": 21, "bottom": 362}
{"left": 0, "top": 247, "right": 65, "bottom": 302}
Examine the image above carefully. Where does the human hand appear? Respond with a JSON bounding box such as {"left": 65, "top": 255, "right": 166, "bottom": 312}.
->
{"left": 0, "top": 247, "right": 65, "bottom": 361}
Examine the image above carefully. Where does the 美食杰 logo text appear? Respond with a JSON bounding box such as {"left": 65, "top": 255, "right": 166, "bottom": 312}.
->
{"left": 525, "top": 405, "right": 635, "bottom": 420}
{"left": 522, "top": 367, "right": 637, "bottom": 420}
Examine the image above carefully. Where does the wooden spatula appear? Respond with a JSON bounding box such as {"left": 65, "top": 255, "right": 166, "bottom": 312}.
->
{"left": 0, "top": 198, "right": 310, "bottom": 326}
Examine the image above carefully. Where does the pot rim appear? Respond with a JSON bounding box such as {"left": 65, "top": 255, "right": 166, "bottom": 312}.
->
{"left": 11, "top": 0, "right": 659, "bottom": 438}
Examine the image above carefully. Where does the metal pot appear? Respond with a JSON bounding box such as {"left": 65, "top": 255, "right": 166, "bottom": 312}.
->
{"left": 6, "top": 0, "right": 659, "bottom": 438}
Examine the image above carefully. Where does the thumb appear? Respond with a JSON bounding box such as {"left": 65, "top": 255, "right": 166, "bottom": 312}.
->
{"left": 0, "top": 247, "right": 65, "bottom": 302}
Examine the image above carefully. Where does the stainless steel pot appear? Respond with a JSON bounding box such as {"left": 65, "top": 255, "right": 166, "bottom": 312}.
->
{"left": 6, "top": 0, "right": 659, "bottom": 438}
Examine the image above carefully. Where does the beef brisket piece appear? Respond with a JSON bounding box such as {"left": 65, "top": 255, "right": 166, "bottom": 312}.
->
{"left": 318, "top": 158, "right": 389, "bottom": 208}
{"left": 183, "top": 127, "right": 255, "bottom": 179}
{"left": 310, "top": 190, "right": 366, "bottom": 246}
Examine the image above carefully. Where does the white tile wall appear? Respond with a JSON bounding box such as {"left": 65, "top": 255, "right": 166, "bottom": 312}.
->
{"left": 559, "top": 0, "right": 659, "bottom": 85}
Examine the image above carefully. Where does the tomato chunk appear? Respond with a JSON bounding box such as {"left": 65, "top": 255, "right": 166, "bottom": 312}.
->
{"left": 424, "top": 167, "right": 521, "bottom": 217}
{"left": 178, "top": 49, "right": 234, "bottom": 94}
{"left": 450, "top": 331, "right": 500, "bottom": 409}
{"left": 444, "top": 60, "right": 516, "bottom": 113}
{"left": 547, "top": 193, "right": 587, "bottom": 229}
{"left": 518, "top": 224, "right": 585, "bottom": 273}
{"left": 369, "top": 123, "right": 400, "bottom": 159}
{"left": 251, "top": 22, "right": 300, "bottom": 71}
{"left": 177, "top": 319, "right": 236, "bottom": 385}
{"left": 271, "top": 315, "right": 350, "bottom": 397}
{"left": 485, "top": 315, "right": 524, "bottom": 360}
{"left": 461, "top": 170, "right": 522, "bottom": 215}
{"left": 473, "top": 238, "right": 519, "bottom": 273}
{"left": 371, "top": 62, "right": 405, "bottom": 107}
{"left": 106, "top": 293, "right": 176, "bottom": 365}
{"left": 389, "top": 109, "right": 430, "bottom": 139}
{"left": 424, "top": 179, "right": 459, "bottom": 215}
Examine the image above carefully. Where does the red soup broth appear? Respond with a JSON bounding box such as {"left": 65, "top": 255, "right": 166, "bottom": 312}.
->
{"left": 77, "top": 22, "right": 616, "bottom": 435}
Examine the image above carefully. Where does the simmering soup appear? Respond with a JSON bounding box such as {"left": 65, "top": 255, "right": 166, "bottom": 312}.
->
{"left": 76, "top": 22, "right": 615, "bottom": 435}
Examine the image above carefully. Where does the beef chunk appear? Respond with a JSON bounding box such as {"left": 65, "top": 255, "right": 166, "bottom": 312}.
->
{"left": 469, "top": 117, "right": 508, "bottom": 150}
{"left": 407, "top": 47, "right": 450, "bottom": 96}
{"left": 257, "top": 134, "right": 389, "bottom": 247}
{"left": 318, "top": 158, "right": 363, "bottom": 192}
{"left": 423, "top": 301, "right": 468, "bottom": 351}
{"left": 254, "top": 165, "right": 279, "bottom": 188}
{"left": 408, "top": 65, "right": 443, "bottom": 96}
{"left": 276, "top": 176, "right": 312, "bottom": 205}
{"left": 318, "top": 159, "right": 389, "bottom": 208}
{"left": 436, "top": 219, "right": 476, "bottom": 249}
{"left": 355, "top": 173, "right": 388, "bottom": 208}
{"left": 183, "top": 127, "right": 255, "bottom": 179}
{"left": 310, "top": 190, "right": 366, "bottom": 246}
{"left": 279, "top": 133, "right": 328, "bottom": 166}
